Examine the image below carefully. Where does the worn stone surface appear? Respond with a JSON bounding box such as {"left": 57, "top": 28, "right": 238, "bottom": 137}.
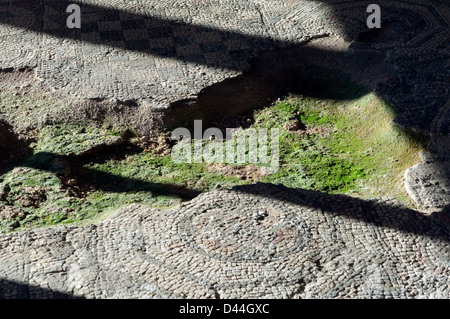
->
{"left": 0, "top": 0, "right": 450, "bottom": 297}
{"left": 405, "top": 150, "right": 450, "bottom": 210}
{"left": 0, "top": 183, "right": 449, "bottom": 299}
{"left": 0, "top": 0, "right": 449, "bottom": 207}
{"left": 0, "top": 0, "right": 447, "bottom": 118}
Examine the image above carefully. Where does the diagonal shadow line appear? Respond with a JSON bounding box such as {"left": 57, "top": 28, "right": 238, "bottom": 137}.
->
{"left": 13, "top": 149, "right": 450, "bottom": 243}
{"left": 19, "top": 148, "right": 202, "bottom": 199}
{"left": 0, "top": 278, "right": 81, "bottom": 299}
{"left": 232, "top": 183, "right": 450, "bottom": 244}
{"left": 0, "top": 1, "right": 448, "bottom": 240}
{"left": 0, "top": 0, "right": 447, "bottom": 134}
{"left": 1, "top": 0, "right": 282, "bottom": 71}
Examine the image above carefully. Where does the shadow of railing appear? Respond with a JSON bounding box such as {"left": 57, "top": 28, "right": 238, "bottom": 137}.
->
{"left": 20, "top": 145, "right": 202, "bottom": 200}
{"left": 0, "top": 1, "right": 448, "bottom": 234}
{"left": 232, "top": 183, "right": 450, "bottom": 243}
{"left": 0, "top": 278, "right": 81, "bottom": 299}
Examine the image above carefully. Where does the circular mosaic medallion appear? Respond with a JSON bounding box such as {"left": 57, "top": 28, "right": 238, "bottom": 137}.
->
{"left": 179, "top": 200, "right": 310, "bottom": 263}
{"left": 0, "top": 43, "right": 37, "bottom": 68}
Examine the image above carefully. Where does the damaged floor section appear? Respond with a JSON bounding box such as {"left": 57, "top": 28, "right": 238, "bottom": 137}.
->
{"left": 0, "top": 0, "right": 449, "bottom": 299}
{"left": 0, "top": 184, "right": 449, "bottom": 298}
{"left": 0, "top": 63, "right": 427, "bottom": 233}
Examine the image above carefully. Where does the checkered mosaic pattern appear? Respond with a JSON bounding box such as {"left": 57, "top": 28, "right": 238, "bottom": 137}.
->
{"left": 41, "top": 1, "right": 266, "bottom": 68}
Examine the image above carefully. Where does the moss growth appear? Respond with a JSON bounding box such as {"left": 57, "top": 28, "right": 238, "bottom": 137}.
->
{"left": 0, "top": 68, "right": 425, "bottom": 233}
{"left": 255, "top": 91, "right": 424, "bottom": 203}
{"left": 85, "top": 151, "right": 247, "bottom": 195}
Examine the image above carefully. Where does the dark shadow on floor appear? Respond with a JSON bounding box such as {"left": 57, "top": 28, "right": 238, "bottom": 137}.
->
{"left": 161, "top": 44, "right": 380, "bottom": 131}
{"left": 0, "top": 278, "right": 81, "bottom": 299}
{"left": 0, "top": 1, "right": 449, "bottom": 217}
{"left": 0, "top": 0, "right": 447, "bottom": 136}
{"left": 231, "top": 183, "right": 450, "bottom": 243}
{"left": 20, "top": 145, "right": 201, "bottom": 200}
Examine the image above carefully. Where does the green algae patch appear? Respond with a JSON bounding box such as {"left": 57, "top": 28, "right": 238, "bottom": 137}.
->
{"left": 35, "top": 125, "right": 122, "bottom": 156}
{"left": 0, "top": 69, "right": 426, "bottom": 233}
{"left": 256, "top": 92, "right": 425, "bottom": 204}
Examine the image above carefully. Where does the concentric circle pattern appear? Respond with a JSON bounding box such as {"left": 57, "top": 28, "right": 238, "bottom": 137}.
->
{"left": 0, "top": 184, "right": 449, "bottom": 298}
{"left": 0, "top": 0, "right": 449, "bottom": 298}
{"left": 0, "top": 43, "right": 37, "bottom": 68}
{"left": 179, "top": 200, "right": 309, "bottom": 263}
